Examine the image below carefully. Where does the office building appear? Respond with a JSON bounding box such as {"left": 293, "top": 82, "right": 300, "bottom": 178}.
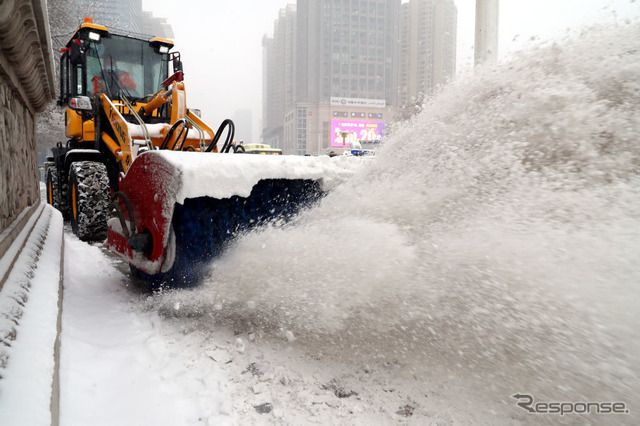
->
{"left": 262, "top": 5, "right": 298, "bottom": 150}
{"left": 77, "top": 0, "right": 173, "bottom": 39}
{"left": 399, "top": 0, "right": 456, "bottom": 107}
{"left": 263, "top": 0, "right": 456, "bottom": 155}
{"left": 77, "top": 0, "right": 144, "bottom": 34}
{"left": 142, "top": 11, "right": 175, "bottom": 39}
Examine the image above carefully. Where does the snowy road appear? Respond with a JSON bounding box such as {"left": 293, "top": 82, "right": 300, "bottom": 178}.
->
{"left": 44, "top": 18, "right": 640, "bottom": 425}
{"left": 60, "top": 233, "right": 490, "bottom": 425}
{"left": 60, "top": 234, "right": 235, "bottom": 425}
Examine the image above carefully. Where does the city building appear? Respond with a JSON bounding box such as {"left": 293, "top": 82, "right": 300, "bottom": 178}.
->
{"left": 263, "top": 0, "right": 457, "bottom": 155}
{"left": 76, "top": 0, "right": 173, "bottom": 39}
{"left": 398, "top": 0, "right": 457, "bottom": 107}
{"left": 142, "top": 11, "right": 175, "bottom": 39}
{"left": 295, "top": 0, "right": 400, "bottom": 106}
{"left": 289, "top": 0, "right": 401, "bottom": 155}
{"left": 262, "top": 5, "right": 298, "bottom": 150}
{"left": 79, "top": 0, "right": 144, "bottom": 34}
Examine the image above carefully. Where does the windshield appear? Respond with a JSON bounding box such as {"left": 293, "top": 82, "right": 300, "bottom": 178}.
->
{"left": 86, "top": 34, "right": 168, "bottom": 99}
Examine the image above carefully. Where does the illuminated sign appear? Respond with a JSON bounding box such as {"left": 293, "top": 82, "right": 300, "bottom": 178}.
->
{"left": 330, "top": 97, "right": 386, "bottom": 108}
{"left": 331, "top": 120, "right": 384, "bottom": 147}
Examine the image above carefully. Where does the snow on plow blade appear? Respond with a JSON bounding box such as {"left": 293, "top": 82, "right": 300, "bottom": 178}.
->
{"left": 107, "top": 151, "right": 332, "bottom": 286}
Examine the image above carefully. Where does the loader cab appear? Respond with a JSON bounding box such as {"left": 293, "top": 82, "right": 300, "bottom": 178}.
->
{"left": 59, "top": 18, "right": 173, "bottom": 107}
{"left": 83, "top": 35, "right": 172, "bottom": 100}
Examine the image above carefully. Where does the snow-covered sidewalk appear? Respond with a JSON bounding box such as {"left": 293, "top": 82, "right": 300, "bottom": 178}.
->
{"left": 59, "top": 236, "right": 237, "bottom": 425}
{"left": 0, "top": 202, "right": 238, "bottom": 425}
{"left": 0, "top": 203, "right": 64, "bottom": 425}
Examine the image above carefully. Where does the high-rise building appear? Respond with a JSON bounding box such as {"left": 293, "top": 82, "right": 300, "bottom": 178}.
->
{"left": 398, "top": 0, "right": 456, "bottom": 107}
{"left": 78, "top": 0, "right": 144, "bottom": 34}
{"left": 264, "top": 0, "right": 401, "bottom": 155}
{"left": 296, "top": 0, "right": 400, "bottom": 105}
{"left": 262, "top": 5, "right": 297, "bottom": 151}
{"left": 77, "top": 0, "right": 174, "bottom": 39}
{"left": 142, "top": 11, "right": 175, "bottom": 39}
{"left": 262, "top": 0, "right": 456, "bottom": 155}
{"left": 279, "top": 0, "right": 402, "bottom": 156}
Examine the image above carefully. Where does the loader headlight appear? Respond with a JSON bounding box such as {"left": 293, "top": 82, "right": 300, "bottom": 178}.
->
{"left": 158, "top": 45, "right": 170, "bottom": 54}
{"left": 69, "top": 96, "right": 92, "bottom": 111}
{"left": 88, "top": 31, "right": 101, "bottom": 41}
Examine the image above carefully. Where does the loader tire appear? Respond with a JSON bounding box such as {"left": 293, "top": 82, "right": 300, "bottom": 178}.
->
{"left": 68, "top": 161, "right": 110, "bottom": 241}
{"left": 45, "top": 165, "right": 57, "bottom": 207}
{"left": 46, "top": 165, "right": 69, "bottom": 218}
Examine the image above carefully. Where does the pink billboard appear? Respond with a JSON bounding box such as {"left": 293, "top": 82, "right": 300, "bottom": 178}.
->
{"left": 331, "top": 120, "right": 385, "bottom": 147}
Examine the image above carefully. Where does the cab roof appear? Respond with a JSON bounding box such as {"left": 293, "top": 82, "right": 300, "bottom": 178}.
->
{"left": 66, "top": 17, "right": 174, "bottom": 49}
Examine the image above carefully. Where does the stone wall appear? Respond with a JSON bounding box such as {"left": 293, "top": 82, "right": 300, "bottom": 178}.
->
{"left": 0, "top": 3, "right": 59, "bottom": 422}
{"left": 0, "top": 0, "right": 56, "bottom": 233}
{"left": 0, "top": 83, "right": 40, "bottom": 230}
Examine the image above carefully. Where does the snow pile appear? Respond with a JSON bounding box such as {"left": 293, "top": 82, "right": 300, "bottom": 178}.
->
{"left": 151, "top": 150, "right": 362, "bottom": 204}
{"left": 149, "top": 20, "right": 640, "bottom": 421}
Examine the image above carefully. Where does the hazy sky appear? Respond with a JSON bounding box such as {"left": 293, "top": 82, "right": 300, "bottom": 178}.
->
{"left": 141, "top": 0, "right": 638, "bottom": 141}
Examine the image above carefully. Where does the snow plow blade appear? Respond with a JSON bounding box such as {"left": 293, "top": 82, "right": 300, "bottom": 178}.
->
{"left": 106, "top": 151, "right": 334, "bottom": 286}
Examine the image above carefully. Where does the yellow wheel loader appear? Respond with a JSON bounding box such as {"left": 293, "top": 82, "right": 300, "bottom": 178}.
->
{"left": 44, "top": 18, "right": 337, "bottom": 287}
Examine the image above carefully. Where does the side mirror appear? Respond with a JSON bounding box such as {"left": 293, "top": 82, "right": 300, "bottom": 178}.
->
{"left": 171, "top": 52, "right": 183, "bottom": 74}
{"left": 70, "top": 42, "right": 83, "bottom": 65}
{"left": 69, "top": 39, "right": 90, "bottom": 66}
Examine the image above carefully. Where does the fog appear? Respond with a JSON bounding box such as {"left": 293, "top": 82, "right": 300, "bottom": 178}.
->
{"left": 140, "top": 0, "right": 639, "bottom": 142}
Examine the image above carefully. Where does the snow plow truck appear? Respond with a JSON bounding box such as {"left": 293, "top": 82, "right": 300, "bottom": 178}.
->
{"left": 44, "top": 18, "right": 335, "bottom": 286}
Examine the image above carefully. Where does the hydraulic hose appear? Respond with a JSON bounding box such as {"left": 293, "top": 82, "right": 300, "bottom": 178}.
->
{"left": 205, "top": 119, "right": 235, "bottom": 153}
{"left": 160, "top": 119, "right": 188, "bottom": 150}
{"left": 111, "top": 191, "right": 136, "bottom": 238}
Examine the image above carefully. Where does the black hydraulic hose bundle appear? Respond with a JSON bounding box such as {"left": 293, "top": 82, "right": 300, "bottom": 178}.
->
{"left": 151, "top": 118, "right": 240, "bottom": 153}
{"left": 205, "top": 119, "right": 235, "bottom": 153}
{"left": 160, "top": 119, "right": 189, "bottom": 150}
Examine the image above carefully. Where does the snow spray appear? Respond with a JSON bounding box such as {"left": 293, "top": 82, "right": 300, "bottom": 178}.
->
{"left": 150, "top": 21, "right": 640, "bottom": 413}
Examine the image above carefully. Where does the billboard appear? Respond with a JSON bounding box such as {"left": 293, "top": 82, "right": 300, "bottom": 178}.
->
{"left": 331, "top": 120, "right": 385, "bottom": 147}
{"left": 330, "top": 97, "right": 386, "bottom": 108}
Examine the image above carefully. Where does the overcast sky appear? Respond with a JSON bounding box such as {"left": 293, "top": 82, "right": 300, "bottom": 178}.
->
{"left": 141, "top": 0, "right": 638, "bottom": 142}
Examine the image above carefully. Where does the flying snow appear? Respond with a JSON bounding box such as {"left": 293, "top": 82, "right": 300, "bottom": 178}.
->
{"left": 146, "top": 20, "right": 640, "bottom": 418}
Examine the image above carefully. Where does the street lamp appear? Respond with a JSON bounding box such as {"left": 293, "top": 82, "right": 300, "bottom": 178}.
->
{"left": 475, "top": 0, "right": 499, "bottom": 66}
{"left": 340, "top": 131, "right": 349, "bottom": 146}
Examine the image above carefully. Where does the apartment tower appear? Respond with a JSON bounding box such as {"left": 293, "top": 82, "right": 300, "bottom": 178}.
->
{"left": 263, "top": 0, "right": 456, "bottom": 154}
{"left": 399, "top": 0, "right": 457, "bottom": 107}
